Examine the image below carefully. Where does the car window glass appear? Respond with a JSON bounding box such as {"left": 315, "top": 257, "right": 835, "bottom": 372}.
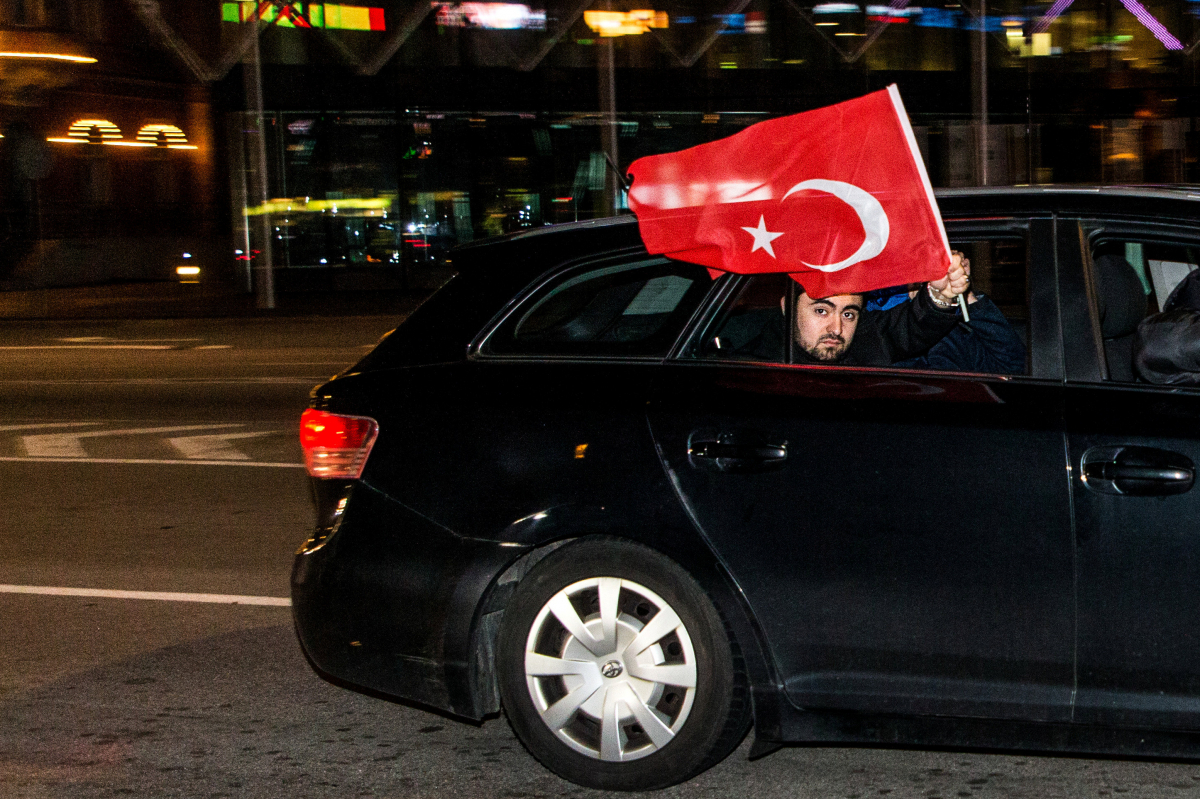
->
{"left": 1090, "top": 239, "right": 1200, "bottom": 382}
{"left": 688, "top": 239, "right": 1030, "bottom": 376}
{"left": 693, "top": 274, "right": 790, "bottom": 363}
{"left": 485, "top": 259, "right": 716, "bottom": 357}
{"left": 868, "top": 238, "right": 1029, "bottom": 376}
{"left": 940, "top": 237, "right": 1026, "bottom": 371}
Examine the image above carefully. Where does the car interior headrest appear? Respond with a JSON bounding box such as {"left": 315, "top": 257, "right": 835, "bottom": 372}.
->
{"left": 1092, "top": 254, "right": 1148, "bottom": 339}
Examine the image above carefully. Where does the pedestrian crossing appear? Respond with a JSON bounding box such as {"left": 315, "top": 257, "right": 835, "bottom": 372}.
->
{"left": 0, "top": 421, "right": 302, "bottom": 467}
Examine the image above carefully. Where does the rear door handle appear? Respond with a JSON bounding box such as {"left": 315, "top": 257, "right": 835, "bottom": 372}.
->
{"left": 688, "top": 433, "right": 787, "bottom": 473}
{"left": 1081, "top": 446, "right": 1195, "bottom": 496}
{"left": 689, "top": 441, "right": 788, "bottom": 461}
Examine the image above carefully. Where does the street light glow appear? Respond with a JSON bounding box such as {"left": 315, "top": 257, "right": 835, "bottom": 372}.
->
{"left": 0, "top": 51, "right": 96, "bottom": 63}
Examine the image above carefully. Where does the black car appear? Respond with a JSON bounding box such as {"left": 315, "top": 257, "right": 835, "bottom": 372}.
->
{"left": 292, "top": 186, "right": 1200, "bottom": 791}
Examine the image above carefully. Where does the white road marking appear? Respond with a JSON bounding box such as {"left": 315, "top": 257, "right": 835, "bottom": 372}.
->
{"left": 0, "top": 378, "right": 320, "bottom": 385}
{"left": 0, "top": 345, "right": 178, "bottom": 350}
{"left": 59, "top": 337, "right": 204, "bottom": 343}
{"left": 0, "top": 422, "right": 103, "bottom": 431}
{"left": 246, "top": 359, "right": 350, "bottom": 364}
{"left": 23, "top": 424, "right": 241, "bottom": 458}
{"left": 0, "top": 584, "right": 290, "bottom": 606}
{"left": 168, "top": 431, "right": 274, "bottom": 460}
{"left": 0, "top": 456, "right": 302, "bottom": 467}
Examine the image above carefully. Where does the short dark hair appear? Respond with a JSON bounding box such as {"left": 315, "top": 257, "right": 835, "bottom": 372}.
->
{"left": 797, "top": 289, "right": 864, "bottom": 307}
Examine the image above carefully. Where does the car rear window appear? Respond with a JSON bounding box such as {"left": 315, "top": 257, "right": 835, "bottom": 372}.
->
{"left": 482, "top": 258, "right": 717, "bottom": 358}
{"left": 1089, "top": 237, "right": 1200, "bottom": 382}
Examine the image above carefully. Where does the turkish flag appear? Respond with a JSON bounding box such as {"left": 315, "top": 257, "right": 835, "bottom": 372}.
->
{"left": 626, "top": 85, "right": 951, "bottom": 298}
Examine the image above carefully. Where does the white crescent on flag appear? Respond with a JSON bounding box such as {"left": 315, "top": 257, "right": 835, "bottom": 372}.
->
{"left": 781, "top": 179, "right": 890, "bottom": 273}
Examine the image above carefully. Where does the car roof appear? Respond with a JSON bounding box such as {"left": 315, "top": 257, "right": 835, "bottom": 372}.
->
{"left": 938, "top": 184, "right": 1200, "bottom": 201}
{"left": 459, "top": 186, "right": 1200, "bottom": 251}
{"left": 448, "top": 185, "right": 1200, "bottom": 278}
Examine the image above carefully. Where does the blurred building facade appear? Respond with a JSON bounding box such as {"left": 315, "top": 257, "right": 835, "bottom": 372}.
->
{"left": 0, "top": 1, "right": 219, "bottom": 290}
{"left": 2, "top": 0, "right": 1200, "bottom": 290}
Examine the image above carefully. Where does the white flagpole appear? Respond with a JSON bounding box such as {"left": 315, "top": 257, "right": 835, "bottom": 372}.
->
{"left": 887, "top": 84, "right": 968, "bottom": 322}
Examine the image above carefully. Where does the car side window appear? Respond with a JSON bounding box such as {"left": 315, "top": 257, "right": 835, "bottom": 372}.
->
{"left": 1090, "top": 239, "right": 1200, "bottom": 382}
{"left": 689, "top": 239, "right": 1029, "bottom": 376}
{"left": 888, "top": 237, "right": 1029, "bottom": 376}
{"left": 693, "top": 273, "right": 790, "bottom": 363}
{"left": 483, "top": 258, "right": 717, "bottom": 358}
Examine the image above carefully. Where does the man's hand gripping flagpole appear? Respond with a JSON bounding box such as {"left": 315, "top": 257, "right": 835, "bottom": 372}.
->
{"left": 929, "top": 252, "right": 971, "bottom": 322}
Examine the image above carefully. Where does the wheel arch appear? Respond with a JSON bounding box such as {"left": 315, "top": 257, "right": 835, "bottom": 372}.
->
{"left": 465, "top": 531, "right": 784, "bottom": 745}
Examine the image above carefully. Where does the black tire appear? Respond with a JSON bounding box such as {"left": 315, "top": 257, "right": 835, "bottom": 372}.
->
{"left": 496, "top": 538, "right": 750, "bottom": 791}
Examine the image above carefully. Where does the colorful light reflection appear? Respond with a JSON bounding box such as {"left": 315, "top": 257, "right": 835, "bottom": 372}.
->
{"left": 222, "top": 2, "right": 386, "bottom": 31}
{"left": 433, "top": 2, "right": 546, "bottom": 29}
{"left": 583, "top": 9, "right": 668, "bottom": 36}
{"left": 1117, "top": 0, "right": 1183, "bottom": 49}
{"left": 0, "top": 51, "right": 95, "bottom": 63}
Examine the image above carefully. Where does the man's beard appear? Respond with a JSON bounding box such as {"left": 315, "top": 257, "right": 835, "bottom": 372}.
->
{"left": 804, "top": 334, "right": 848, "bottom": 362}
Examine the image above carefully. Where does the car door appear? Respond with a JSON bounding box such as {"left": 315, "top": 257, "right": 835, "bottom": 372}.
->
{"left": 403, "top": 252, "right": 726, "bottom": 540}
{"left": 1063, "top": 220, "right": 1200, "bottom": 730}
{"left": 648, "top": 218, "right": 1077, "bottom": 722}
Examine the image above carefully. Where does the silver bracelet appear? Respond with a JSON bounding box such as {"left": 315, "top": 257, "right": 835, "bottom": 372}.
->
{"left": 926, "top": 283, "right": 955, "bottom": 308}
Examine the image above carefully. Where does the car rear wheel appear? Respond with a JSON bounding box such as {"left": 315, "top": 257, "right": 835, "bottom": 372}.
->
{"left": 496, "top": 538, "right": 749, "bottom": 791}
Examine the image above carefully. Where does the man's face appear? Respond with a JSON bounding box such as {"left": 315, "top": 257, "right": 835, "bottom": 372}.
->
{"left": 795, "top": 292, "right": 862, "bottom": 362}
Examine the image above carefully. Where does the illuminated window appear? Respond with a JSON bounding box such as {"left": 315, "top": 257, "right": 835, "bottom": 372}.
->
{"left": 47, "top": 120, "right": 196, "bottom": 149}
{"left": 47, "top": 119, "right": 122, "bottom": 144}
{"left": 137, "top": 124, "right": 197, "bottom": 149}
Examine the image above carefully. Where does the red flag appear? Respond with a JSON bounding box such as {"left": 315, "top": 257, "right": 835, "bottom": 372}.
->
{"left": 626, "top": 85, "right": 951, "bottom": 299}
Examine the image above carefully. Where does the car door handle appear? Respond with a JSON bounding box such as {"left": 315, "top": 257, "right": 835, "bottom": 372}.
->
{"left": 1092, "top": 465, "right": 1191, "bottom": 482}
{"left": 1081, "top": 446, "right": 1195, "bottom": 496}
{"left": 688, "top": 435, "right": 787, "bottom": 473}
{"left": 689, "top": 441, "right": 788, "bottom": 461}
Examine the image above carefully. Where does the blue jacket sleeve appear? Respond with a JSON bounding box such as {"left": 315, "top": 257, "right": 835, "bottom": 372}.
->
{"left": 897, "top": 294, "right": 1026, "bottom": 374}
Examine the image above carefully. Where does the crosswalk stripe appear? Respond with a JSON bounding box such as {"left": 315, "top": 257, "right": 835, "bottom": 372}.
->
{"left": 23, "top": 424, "right": 240, "bottom": 458}
{"left": 168, "top": 431, "right": 275, "bottom": 460}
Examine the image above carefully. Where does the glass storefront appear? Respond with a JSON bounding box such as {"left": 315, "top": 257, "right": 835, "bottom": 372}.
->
{"left": 217, "top": 0, "right": 1200, "bottom": 284}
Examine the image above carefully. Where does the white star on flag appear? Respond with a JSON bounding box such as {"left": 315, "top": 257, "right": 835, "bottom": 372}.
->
{"left": 740, "top": 215, "right": 784, "bottom": 258}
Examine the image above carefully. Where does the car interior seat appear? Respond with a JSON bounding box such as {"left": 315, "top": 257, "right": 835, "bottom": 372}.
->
{"left": 704, "top": 273, "right": 789, "bottom": 360}
{"left": 1090, "top": 253, "right": 1150, "bottom": 381}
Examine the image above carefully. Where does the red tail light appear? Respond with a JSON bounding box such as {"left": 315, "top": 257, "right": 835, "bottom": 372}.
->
{"left": 300, "top": 409, "right": 379, "bottom": 479}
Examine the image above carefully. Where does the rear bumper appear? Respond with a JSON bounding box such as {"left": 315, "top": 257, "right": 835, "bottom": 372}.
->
{"left": 291, "top": 481, "right": 527, "bottom": 719}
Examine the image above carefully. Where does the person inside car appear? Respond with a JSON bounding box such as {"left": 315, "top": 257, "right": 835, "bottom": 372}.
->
{"left": 864, "top": 253, "right": 1026, "bottom": 374}
{"left": 1133, "top": 268, "right": 1200, "bottom": 385}
{"left": 789, "top": 253, "right": 969, "bottom": 366}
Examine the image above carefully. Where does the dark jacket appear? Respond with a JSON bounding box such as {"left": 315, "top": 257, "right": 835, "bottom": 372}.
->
{"left": 895, "top": 293, "right": 1026, "bottom": 374}
{"left": 1134, "top": 310, "right": 1200, "bottom": 385}
{"left": 791, "top": 287, "right": 959, "bottom": 367}
{"left": 1133, "top": 270, "right": 1200, "bottom": 385}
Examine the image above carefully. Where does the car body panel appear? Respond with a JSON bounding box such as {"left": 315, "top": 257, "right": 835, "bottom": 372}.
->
{"left": 1065, "top": 382, "right": 1200, "bottom": 730}
{"left": 292, "top": 187, "right": 1200, "bottom": 761}
{"left": 649, "top": 363, "right": 1074, "bottom": 722}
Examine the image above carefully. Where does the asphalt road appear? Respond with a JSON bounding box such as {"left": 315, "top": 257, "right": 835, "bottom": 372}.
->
{"left": 3, "top": 315, "right": 1200, "bottom": 798}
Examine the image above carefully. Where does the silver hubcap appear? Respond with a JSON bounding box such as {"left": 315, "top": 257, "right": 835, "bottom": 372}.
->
{"left": 523, "top": 576, "right": 698, "bottom": 762}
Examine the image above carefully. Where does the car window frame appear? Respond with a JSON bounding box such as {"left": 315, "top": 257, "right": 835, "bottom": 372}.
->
{"left": 1073, "top": 219, "right": 1200, "bottom": 385}
{"left": 470, "top": 248, "right": 726, "bottom": 363}
{"left": 672, "top": 216, "right": 1060, "bottom": 383}
{"left": 672, "top": 272, "right": 788, "bottom": 364}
